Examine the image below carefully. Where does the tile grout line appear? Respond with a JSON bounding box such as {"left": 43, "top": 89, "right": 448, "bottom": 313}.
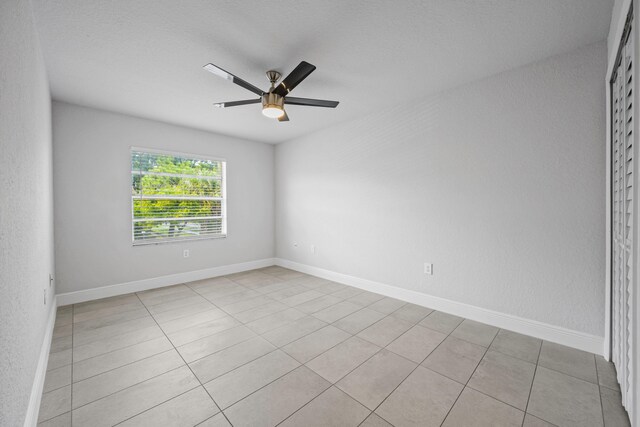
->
{"left": 67, "top": 362, "right": 190, "bottom": 414}
{"left": 160, "top": 319, "right": 242, "bottom": 349}
{"left": 195, "top": 343, "right": 282, "bottom": 385}
{"left": 290, "top": 297, "right": 409, "bottom": 360}
{"left": 72, "top": 330, "right": 168, "bottom": 364}
{"left": 112, "top": 384, "right": 203, "bottom": 427}
{"left": 461, "top": 384, "right": 536, "bottom": 416}
{"left": 313, "top": 300, "right": 392, "bottom": 325}
{"left": 70, "top": 307, "right": 148, "bottom": 332}
{"left": 70, "top": 299, "right": 140, "bottom": 316}
{"left": 270, "top": 382, "right": 335, "bottom": 427}
{"left": 352, "top": 316, "right": 467, "bottom": 426}
{"left": 278, "top": 328, "right": 412, "bottom": 425}
{"left": 366, "top": 316, "right": 536, "bottom": 416}
{"left": 70, "top": 311, "right": 149, "bottom": 330}
{"left": 594, "top": 355, "right": 606, "bottom": 427}
{"left": 347, "top": 316, "right": 413, "bottom": 349}
{"left": 445, "top": 344, "right": 544, "bottom": 415}
{"left": 75, "top": 328, "right": 161, "bottom": 363}
{"left": 42, "top": 271, "right": 289, "bottom": 424}
{"left": 151, "top": 301, "right": 222, "bottom": 324}
{"left": 195, "top": 413, "right": 226, "bottom": 426}
{"left": 520, "top": 339, "right": 544, "bottom": 427}
{"left": 214, "top": 359, "right": 303, "bottom": 413}
{"left": 71, "top": 313, "right": 153, "bottom": 337}
{"left": 435, "top": 328, "right": 501, "bottom": 427}
{"left": 278, "top": 306, "right": 432, "bottom": 425}
{"left": 202, "top": 271, "right": 369, "bottom": 421}
{"left": 256, "top": 317, "right": 329, "bottom": 346}
{"left": 536, "top": 361, "right": 605, "bottom": 386}
{"left": 133, "top": 292, "right": 236, "bottom": 427}
{"left": 369, "top": 326, "right": 472, "bottom": 425}
{"left": 151, "top": 286, "right": 259, "bottom": 343}
{"left": 156, "top": 309, "right": 234, "bottom": 337}
{"left": 221, "top": 348, "right": 357, "bottom": 424}
{"left": 156, "top": 282, "right": 314, "bottom": 364}
{"left": 180, "top": 328, "right": 260, "bottom": 365}
{"left": 70, "top": 317, "right": 161, "bottom": 349}
{"left": 217, "top": 363, "right": 314, "bottom": 420}
{"left": 203, "top": 276, "right": 366, "bottom": 340}
{"left": 213, "top": 291, "right": 427, "bottom": 425}
{"left": 461, "top": 337, "right": 594, "bottom": 425}
{"left": 39, "top": 364, "right": 71, "bottom": 395}
{"left": 138, "top": 287, "right": 203, "bottom": 307}
{"left": 210, "top": 284, "right": 404, "bottom": 424}
{"left": 178, "top": 285, "right": 331, "bottom": 361}
{"left": 70, "top": 347, "right": 177, "bottom": 386}
{"left": 193, "top": 276, "right": 357, "bottom": 420}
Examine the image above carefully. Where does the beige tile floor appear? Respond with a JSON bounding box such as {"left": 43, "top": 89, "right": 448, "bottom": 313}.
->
{"left": 39, "top": 267, "right": 630, "bottom": 427}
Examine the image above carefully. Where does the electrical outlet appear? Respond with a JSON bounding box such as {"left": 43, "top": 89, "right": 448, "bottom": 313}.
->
{"left": 183, "top": 249, "right": 190, "bottom": 258}
{"left": 424, "top": 263, "right": 433, "bottom": 275}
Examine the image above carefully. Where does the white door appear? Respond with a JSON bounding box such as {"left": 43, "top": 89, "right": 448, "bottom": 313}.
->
{"left": 611, "top": 6, "right": 636, "bottom": 420}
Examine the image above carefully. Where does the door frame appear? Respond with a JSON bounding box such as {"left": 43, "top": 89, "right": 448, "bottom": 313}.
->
{"left": 606, "top": 0, "right": 634, "bottom": 363}
{"left": 605, "top": 0, "right": 638, "bottom": 423}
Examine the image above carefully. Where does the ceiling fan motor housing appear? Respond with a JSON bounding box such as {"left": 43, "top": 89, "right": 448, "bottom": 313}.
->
{"left": 262, "top": 92, "right": 284, "bottom": 110}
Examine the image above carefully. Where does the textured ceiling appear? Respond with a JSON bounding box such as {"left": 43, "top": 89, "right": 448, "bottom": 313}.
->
{"left": 32, "top": 0, "right": 613, "bottom": 144}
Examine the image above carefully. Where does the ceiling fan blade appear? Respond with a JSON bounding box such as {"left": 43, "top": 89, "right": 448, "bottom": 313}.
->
{"left": 203, "top": 63, "right": 264, "bottom": 96}
{"left": 272, "top": 61, "right": 316, "bottom": 96}
{"left": 278, "top": 110, "right": 290, "bottom": 122}
{"left": 213, "top": 99, "right": 261, "bottom": 108}
{"left": 284, "top": 97, "right": 339, "bottom": 108}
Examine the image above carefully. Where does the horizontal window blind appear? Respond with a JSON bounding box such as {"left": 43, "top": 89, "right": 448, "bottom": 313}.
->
{"left": 131, "top": 149, "right": 226, "bottom": 244}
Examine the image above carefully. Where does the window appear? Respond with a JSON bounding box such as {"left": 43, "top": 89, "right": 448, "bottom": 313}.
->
{"left": 131, "top": 148, "right": 226, "bottom": 245}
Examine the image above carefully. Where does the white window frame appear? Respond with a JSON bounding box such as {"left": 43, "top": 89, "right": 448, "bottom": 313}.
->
{"left": 130, "top": 147, "right": 227, "bottom": 246}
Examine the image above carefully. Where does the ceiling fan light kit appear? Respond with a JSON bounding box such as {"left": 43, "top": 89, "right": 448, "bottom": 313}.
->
{"left": 261, "top": 92, "right": 285, "bottom": 118}
{"left": 203, "top": 60, "right": 339, "bottom": 122}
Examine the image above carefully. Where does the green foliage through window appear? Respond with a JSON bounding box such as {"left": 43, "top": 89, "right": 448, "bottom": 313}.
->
{"left": 131, "top": 150, "right": 226, "bottom": 244}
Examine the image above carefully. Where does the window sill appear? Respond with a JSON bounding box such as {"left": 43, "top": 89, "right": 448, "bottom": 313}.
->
{"left": 132, "top": 234, "right": 227, "bottom": 246}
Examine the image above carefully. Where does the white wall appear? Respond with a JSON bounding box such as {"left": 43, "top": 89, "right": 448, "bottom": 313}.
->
{"left": 53, "top": 102, "right": 274, "bottom": 294}
{"left": 0, "top": 0, "right": 55, "bottom": 425}
{"left": 276, "top": 41, "right": 607, "bottom": 337}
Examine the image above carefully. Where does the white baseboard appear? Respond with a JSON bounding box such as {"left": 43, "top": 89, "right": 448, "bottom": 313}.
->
{"left": 23, "top": 296, "right": 57, "bottom": 427}
{"left": 275, "top": 258, "right": 604, "bottom": 355}
{"left": 54, "top": 256, "right": 604, "bottom": 355}
{"left": 56, "top": 258, "right": 276, "bottom": 306}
